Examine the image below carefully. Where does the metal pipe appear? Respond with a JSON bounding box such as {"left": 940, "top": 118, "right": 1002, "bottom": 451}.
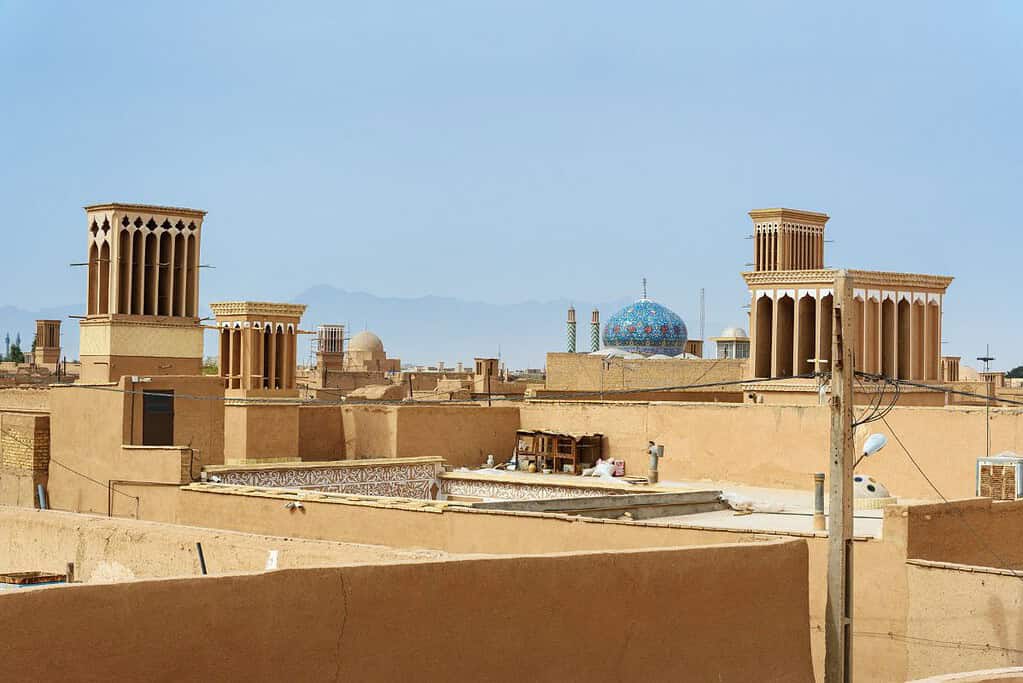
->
{"left": 647, "top": 442, "right": 664, "bottom": 484}
{"left": 196, "top": 542, "right": 208, "bottom": 575}
{"left": 813, "top": 472, "right": 826, "bottom": 531}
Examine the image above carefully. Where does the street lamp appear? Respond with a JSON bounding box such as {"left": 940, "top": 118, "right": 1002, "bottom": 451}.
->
{"left": 853, "top": 433, "right": 888, "bottom": 469}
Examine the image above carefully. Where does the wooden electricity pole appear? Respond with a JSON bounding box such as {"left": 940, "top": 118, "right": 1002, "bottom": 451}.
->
{"left": 826, "top": 270, "right": 855, "bottom": 683}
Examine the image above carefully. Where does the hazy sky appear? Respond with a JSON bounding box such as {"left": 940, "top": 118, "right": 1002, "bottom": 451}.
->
{"left": 1, "top": 2, "right": 1020, "bottom": 367}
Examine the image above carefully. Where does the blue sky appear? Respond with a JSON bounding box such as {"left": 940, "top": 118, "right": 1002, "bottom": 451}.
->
{"left": 1, "top": 2, "right": 1020, "bottom": 367}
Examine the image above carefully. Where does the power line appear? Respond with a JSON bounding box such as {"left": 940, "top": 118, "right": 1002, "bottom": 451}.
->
{"left": 2, "top": 424, "right": 140, "bottom": 506}
{"left": 856, "top": 372, "right": 1023, "bottom": 408}
{"left": 852, "top": 374, "right": 900, "bottom": 427}
{"left": 854, "top": 630, "right": 1023, "bottom": 655}
{"left": 47, "top": 456, "right": 139, "bottom": 503}
{"left": 879, "top": 414, "right": 1023, "bottom": 585}
{"left": 57, "top": 371, "right": 819, "bottom": 407}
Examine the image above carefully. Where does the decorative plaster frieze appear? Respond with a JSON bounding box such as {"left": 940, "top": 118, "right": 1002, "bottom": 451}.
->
{"left": 210, "top": 301, "right": 307, "bottom": 318}
{"left": 85, "top": 202, "right": 206, "bottom": 218}
{"left": 439, "top": 478, "right": 615, "bottom": 501}
{"left": 213, "top": 461, "right": 440, "bottom": 499}
{"left": 742, "top": 269, "right": 953, "bottom": 291}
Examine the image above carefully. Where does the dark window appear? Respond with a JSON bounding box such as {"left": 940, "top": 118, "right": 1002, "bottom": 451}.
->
{"left": 142, "top": 391, "right": 174, "bottom": 446}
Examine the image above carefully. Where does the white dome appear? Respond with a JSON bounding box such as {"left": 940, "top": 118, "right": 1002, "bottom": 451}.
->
{"left": 718, "top": 327, "right": 749, "bottom": 339}
{"left": 591, "top": 348, "right": 630, "bottom": 358}
{"left": 349, "top": 330, "right": 384, "bottom": 353}
{"left": 853, "top": 474, "right": 890, "bottom": 499}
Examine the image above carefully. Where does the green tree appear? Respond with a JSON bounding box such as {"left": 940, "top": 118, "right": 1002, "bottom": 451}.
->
{"left": 8, "top": 343, "right": 25, "bottom": 364}
{"left": 1008, "top": 366, "right": 1023, "bottom": 379}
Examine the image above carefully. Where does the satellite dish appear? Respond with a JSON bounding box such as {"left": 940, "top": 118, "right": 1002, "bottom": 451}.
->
{"left": 862, "top": 433, "right": 888, "bottom": 457}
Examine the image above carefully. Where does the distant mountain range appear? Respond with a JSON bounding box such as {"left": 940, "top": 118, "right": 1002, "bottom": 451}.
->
{"left": 0, "top": 288, "right": 637, "bottom": 369}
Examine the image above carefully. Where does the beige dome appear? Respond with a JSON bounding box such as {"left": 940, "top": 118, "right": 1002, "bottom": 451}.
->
{"left": 718, "top": 327, "right": 748, "bottom": 339}
{"left": 959, "top": 364, "right": 981, "bottom": 381}
{"left": 349, "top": 330, "right": 384, "bottom": 353}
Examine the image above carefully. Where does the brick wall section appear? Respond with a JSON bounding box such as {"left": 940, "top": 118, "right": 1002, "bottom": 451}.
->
{"left": 0, "top": 413, "right": 51, "bottom": 472}
{"left": 181, "top": 448, "right": 195, "bottom": 484}
{"left": 545, "top": 352, "right": 747, "bottom": 392}
{"left": 0, "top": 387, "right": 50, "bottom": 412}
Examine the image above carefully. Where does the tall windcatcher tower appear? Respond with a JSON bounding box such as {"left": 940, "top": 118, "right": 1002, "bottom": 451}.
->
{"left": 590, "top": 308, "right": 600, "bottom": 352}
{"left": 566, "top": 306, "right": 577, "bottom": 353}
{"left": 34, "top": 319, "right": 61, "bottom": 371}
{"left": 750, "top": 208, "right": 828, "bottom": 271}
{"left": 209, "top": 302, "right": 305, "bottom": 395}
{"left": 316, "top": 324, "right": 345, "bottom": 381}
{"left": 79, "top": 203, "right": 206, "bottom": 382}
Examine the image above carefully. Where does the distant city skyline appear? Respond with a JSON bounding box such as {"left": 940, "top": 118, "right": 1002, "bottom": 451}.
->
{"left": 2, "top": 2, "right": 1020, "bottom": 368}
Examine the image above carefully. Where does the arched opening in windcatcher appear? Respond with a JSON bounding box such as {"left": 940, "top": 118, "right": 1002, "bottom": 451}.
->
{"left": 754, "top": 295, "right": 773, "bottom": 378}
{"left": 796, "top": 294, "right": 816, "bottom": 377}
{"left": 98, "top": 241, "right": 110, "bottom": 315}
{"left": 87, "top": 243, "right": 99, "bottom": 315}
{"left": 117, "top": 230, "right": 130, "bottom": 314}
{"left": 774, "top": 295, "right": 794, "bottom": 377}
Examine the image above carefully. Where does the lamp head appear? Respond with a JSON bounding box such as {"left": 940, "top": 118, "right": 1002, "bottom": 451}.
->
{"left": 862, "top": 433, "right": 888, "bottom": 457}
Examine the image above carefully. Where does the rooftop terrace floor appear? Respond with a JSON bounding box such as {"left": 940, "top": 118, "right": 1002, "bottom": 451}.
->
{"left": 650, "top": 478, "right": 928, "bottom": 539}
{"left": 444, "top": 469, "right": 909, "bottom": 538}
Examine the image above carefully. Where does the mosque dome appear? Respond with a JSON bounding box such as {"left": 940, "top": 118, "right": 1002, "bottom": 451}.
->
{"left": 349, "top": 330, "right": 384, "bottom": 353}
{"left": 603, "top": 294, "right": 688, "bottom": 357}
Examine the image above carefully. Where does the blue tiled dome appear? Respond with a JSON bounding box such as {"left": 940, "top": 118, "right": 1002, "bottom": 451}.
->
{"left": 603, "top": 298, "right": 688, "bottom": 356}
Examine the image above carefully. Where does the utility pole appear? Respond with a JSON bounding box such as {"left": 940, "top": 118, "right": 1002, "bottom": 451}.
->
{"left": 978, "top": 344, "right": 995, "bottom": 458}
{"left": 826, "top": 271, "right": 855, "bottom": 683}
{"left": 699, "top": 287, "right": 706, "bottom": 341}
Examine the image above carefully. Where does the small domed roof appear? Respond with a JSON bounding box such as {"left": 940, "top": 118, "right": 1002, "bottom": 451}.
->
{"left": 853, "top": 474, "right": 891, "bottom": 499}
{"left": 591, "top": 347, "right": 629, "bottom": 358}
{"left": 718, "top": 327, "right": 749, "bottom": 339}
{"left": 349, "top": 330, "right": 384, "bottom": 353}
